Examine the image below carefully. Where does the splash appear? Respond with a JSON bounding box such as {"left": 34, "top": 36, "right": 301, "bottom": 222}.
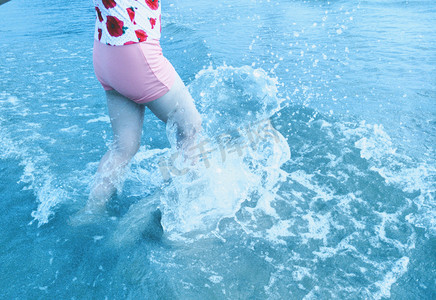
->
{"left": 145, "top": 65, "right": 291, "bottom": 239}
{"left": 0, "top": 97, "right": 67, "bottom": 227}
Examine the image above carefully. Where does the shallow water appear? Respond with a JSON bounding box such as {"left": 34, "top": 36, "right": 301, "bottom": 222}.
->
{"left": 0, "top": 0, "right": 435, "bottom": 299}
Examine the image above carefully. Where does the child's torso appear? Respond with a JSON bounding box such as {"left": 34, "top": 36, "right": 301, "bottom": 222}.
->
{"left": 93, "top": 0, "right": 161, "bottom": 46}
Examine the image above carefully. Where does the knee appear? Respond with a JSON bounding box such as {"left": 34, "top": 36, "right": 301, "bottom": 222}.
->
{"left": 193, "top": 112, "right": 202, "bottom": 136}
{"left": 113, "top": 139, "right": 141, "bottom": 160}
{"left": 178, "top": 109, "right": 202, "bottom": 139}
{"left": 188, "top": 109, "right": 202, "bottom": 132}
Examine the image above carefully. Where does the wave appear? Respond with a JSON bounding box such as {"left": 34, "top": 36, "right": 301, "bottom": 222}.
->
{"left": 1, "top": 63, "right": 434, "bottom": 298}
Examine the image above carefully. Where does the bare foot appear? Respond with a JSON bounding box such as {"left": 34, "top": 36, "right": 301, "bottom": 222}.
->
{"left": 111, "top": 193, "right": 163, "bottom": 247}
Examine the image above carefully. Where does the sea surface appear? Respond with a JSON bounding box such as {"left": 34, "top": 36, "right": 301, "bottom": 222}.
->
{"left": 0, "top": 0, "right": 435, "bottom": 299}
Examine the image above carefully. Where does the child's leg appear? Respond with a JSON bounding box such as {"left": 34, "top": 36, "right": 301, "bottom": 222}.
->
{"left": 147, "top": 73, "right": 202, "bottom": 154}
{"left": 70, "top": 75, "right": 199, "bottom": 226}
{"left": 73, "top": 90, "right": 145, "bottom": 221}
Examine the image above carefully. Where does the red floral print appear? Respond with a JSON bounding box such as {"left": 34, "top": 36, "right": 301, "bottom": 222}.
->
{"left": 127, "top": 7, "right": 136, "bottom": 25}
{"left": 135, "top": 29, "right": 148, "bottom": 42}
{"left": 106, "top": 16, "right": 127, "bottom": 37}
{"left": 95, "top": 6, "right": 103, "bottom": 22}
{"left": 149, "top": 17, "right": 156, "bottom": 29}
{"left": 94, "top": 0, "right": 161, "bottom": 45}
{"left": 145, "top": 0, "right": 159, "bottom": 10}
{"left": 102, "top": 0, "right": 116, "bottom": 9}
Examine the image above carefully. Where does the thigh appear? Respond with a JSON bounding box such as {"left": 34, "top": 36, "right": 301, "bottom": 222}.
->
{"left": 146, "top": 73, "right": 199, "bottom": 124}
{"left": 106, "top": 90, "right": 145, "bottom": 150}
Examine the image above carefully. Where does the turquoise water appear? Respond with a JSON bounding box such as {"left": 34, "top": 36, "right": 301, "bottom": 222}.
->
{"left": 0, "top": 0, "right": 435, "bottom": 298}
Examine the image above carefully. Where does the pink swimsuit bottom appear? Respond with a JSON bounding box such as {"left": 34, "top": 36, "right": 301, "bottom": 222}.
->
{"left": 93, "top": 39, "right": 176, "bottom": 104}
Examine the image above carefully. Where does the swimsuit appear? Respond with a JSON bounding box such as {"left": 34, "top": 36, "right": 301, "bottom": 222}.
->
{"left": 92, "top": 0, "right": 176, "bottom": 103}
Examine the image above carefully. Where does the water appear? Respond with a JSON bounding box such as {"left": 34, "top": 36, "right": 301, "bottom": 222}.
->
{"left": 0, "top": 0, "right": 435, "bottom": 298}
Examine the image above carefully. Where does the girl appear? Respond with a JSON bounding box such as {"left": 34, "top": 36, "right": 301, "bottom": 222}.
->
{"left": 70, "top": 0, "right": 202, "bottom": 225}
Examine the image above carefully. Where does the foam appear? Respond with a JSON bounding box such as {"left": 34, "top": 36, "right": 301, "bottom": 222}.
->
{"left": 0, "top": 94, "right": 69, "bottom": 227}
{"left": 373, "top": 257, "right": 409, "bottom": 299}
{"left": 301, "top": 212, "right": 331, "bottom": 245}
{"left": 86, "top": 116, "right": 110, "bottom": 124}
{"left": 340, "top": 120, "right": 436, "bottom": 234}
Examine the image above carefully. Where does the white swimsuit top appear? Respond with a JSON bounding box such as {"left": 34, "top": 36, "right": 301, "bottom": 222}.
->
{"left": 93, "top": 0, "right": 161, "bottom": 46}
